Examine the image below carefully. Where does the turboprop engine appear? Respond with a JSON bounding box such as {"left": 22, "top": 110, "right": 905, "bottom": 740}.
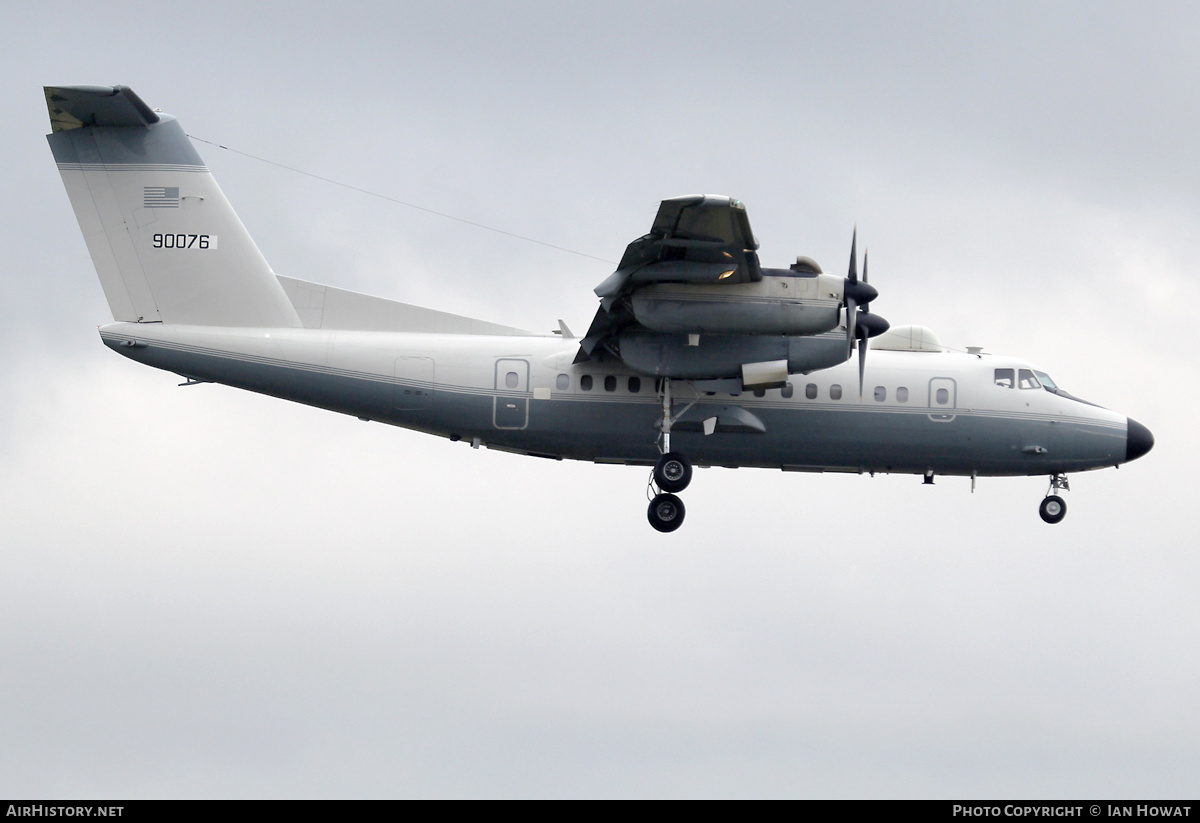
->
{"left": 576, "top": 195, "right": 888, "bottom": 390}
{"left": 616, "top": 327, "right": 849, "bottom": 383}
{"left": 629, "top": 263, "right": 845, "bottom": 336}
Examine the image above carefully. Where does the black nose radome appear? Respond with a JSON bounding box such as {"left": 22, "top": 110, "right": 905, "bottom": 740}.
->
{"left": 1126, "top": 418, "right": 1154, "bottom": 463}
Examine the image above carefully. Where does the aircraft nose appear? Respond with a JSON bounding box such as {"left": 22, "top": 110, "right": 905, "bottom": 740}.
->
{"left": 1125, "top": 417, "right": 1154, "bottom": 462}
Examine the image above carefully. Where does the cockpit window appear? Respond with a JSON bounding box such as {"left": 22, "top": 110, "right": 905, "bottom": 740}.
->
{"left": 1034, "top": 370, "right": 1058, "bottom": 390}
{"left": 1018, "top": 369, "right": 1041, "bottom": 390}
{"left": 994, "top": 368, "right": 1014, "bottom": 388}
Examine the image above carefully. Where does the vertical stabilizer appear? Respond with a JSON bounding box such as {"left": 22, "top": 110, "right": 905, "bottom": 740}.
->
{"left": 45, "top": 85, "right": 301, "bottom": 328}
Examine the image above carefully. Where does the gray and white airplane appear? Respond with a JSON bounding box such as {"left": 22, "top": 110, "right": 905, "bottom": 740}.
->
{"left": 44, "top": 85, "right": 1153, "bottom": 532}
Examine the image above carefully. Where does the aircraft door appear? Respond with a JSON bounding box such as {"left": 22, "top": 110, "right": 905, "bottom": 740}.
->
{"left": 928, "top": 377, "right": 957, "bottom": 422}
{"left": 494, "top": 358, "right": 529, "bottom": 429}
{"left": 394, "top": 357, "right": 434, "bottom": 410}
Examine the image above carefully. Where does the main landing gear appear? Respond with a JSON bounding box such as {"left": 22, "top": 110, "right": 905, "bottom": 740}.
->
{"left": 1039, "top": 473, "right": 1070, "bottom": 524}
{"left": 648, "top": 451, "right": 692, "bottom": 532}
{"left": 647, "top": 378, "right": 695, "bottom": 532}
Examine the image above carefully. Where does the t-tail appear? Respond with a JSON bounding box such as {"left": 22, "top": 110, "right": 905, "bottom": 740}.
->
{"left": 44, "top": 85, "right": 300, "bottom": 328}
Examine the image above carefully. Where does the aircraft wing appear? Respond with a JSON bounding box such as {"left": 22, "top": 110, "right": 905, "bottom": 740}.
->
{"left": 573, "top": 195, "right": 880, "bottom": 386}
{"left": 594, "top": 194, "right": 762, "bottom": 304}
{"left": 578, "top": 195, "right": 764, "bottom": 363}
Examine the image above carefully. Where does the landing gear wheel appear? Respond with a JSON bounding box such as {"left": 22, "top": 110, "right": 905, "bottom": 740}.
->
{"left": 1039, "top": 495, "right": 1067, "bottom": 524}
{"left": 647, "top": 493, "right": 686, "bottom": 533}
{"left": 653, "top": 452, "right": 692, "bottom": 493}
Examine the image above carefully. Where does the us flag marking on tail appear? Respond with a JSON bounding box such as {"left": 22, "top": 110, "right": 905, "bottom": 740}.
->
{"left": 143, "top": 186, "right": 179, "bottom": 208}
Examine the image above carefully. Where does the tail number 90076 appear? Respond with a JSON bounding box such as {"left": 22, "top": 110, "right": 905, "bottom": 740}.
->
{"left": 151, "top": 233, "right": 218, "bottom": 250}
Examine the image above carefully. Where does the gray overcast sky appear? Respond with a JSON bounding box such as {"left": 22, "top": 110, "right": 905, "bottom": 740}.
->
{"left": 1, "top": 1, "right": 1196, "bottom": 798}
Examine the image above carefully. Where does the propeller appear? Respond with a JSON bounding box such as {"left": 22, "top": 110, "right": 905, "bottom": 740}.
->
{"left": 843, "top": 230, "right": 888, "bottom": 397}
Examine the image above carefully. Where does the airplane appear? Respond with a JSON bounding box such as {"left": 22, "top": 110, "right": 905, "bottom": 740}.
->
{"left": 43, "top": 84, "right": 1154, "bottom": 532}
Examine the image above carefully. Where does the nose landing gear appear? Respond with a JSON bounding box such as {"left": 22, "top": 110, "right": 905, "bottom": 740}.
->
{"left": 1039, "top": 474, "right": 1070, "bottom": 524}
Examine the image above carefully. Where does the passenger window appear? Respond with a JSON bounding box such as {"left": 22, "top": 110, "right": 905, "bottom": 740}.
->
{"left": 556, "top": 374, "right": 569, "bottom": 391}
{"left": 830, "top": 384, "right": 843, "bottom": 400}
{"left": 604, "top": 375, "right": 616, "bottom": 392}
{"left": 580, "top": 375, "right": 593, "bottom": 391}
{"left": 994, "top": 368, "right": 1014, "bottom": 389}
{"left": 874, "top": 386, "right": 886, "bottom": 402}
{"left": 505, "top": 371, "right": 518, "bottom": 389}
{"left": 628, "top": 376, "right": 641, "bottom": 393}
{"left": 936, "top": 388, "right": 949, "bottom": 405}
{"left": 896, "top": 386, "right": 909, "bottom": 403}
{"left": 781, "top": 383, "right": 794, "bottom": 399}
{"left": 805, "top": 383, "right": 817, "bottom": 400}
{"left": 1018, "top": 369, "right": 1041, "bottom": 390}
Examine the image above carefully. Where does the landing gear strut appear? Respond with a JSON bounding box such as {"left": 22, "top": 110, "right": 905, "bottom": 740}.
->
{"left": 647, "top": 378, "right": 694, "bottom": 531}
{"left": 1039, "top": 474, "right": 1069, "bottom": 524}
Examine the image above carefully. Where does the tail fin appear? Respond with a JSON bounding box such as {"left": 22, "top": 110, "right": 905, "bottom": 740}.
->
{"left": 45, "top": 85, "right": 300, "bottom": 328}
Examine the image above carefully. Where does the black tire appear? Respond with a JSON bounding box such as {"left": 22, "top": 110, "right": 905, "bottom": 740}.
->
{"left": 653, "top": 452, "right": 692, "bottom": 493}
{"left": 1039, "top": 495, "right": 1067, "bottom": 524}
{"left": 647, "top": 493, "right": 686, "bottom": 533}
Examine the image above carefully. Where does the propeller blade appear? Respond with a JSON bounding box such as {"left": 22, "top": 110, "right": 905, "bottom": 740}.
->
{"left": 845, "top": 228, "right": 858, "bottom": 359}
{"left": 858, "top": 326, "right": 867, "bottom": 397}
{"left": 847, "top": 227, "right": 858, "bottom": 283}
{"left": 842, "top": 235, "right": 878, "bottom": 307}
{"left": 845, "top": 297, "right": 857, "bottom": 360}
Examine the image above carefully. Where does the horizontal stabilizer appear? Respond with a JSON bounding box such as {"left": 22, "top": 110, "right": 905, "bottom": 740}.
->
{"left": 45, "top": 85, "right": 159, "bottom": 132}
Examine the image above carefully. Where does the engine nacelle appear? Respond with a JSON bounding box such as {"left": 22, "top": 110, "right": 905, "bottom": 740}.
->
{"left": 616, "top": 328, "right": 847, "bottom": 380}
{"left": 629, "top": 271, "right": 844, "bottom": 336}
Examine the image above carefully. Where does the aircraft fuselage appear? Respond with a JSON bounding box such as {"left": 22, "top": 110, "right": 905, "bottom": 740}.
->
{"left": 101, "top": 322, "right": 1139, "bottom": 478}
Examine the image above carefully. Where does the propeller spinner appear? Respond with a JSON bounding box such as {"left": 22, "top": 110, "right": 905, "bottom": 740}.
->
{"left": 843, "top": 230, "right": 889, "bottom": 396}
